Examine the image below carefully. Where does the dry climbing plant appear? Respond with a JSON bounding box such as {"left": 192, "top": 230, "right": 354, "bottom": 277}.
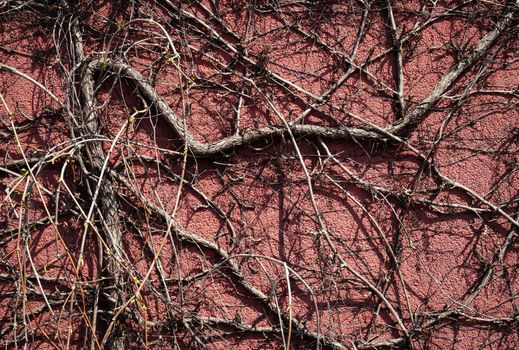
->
{"left": 0, "top": 0, "right": 518, "bottom": 349}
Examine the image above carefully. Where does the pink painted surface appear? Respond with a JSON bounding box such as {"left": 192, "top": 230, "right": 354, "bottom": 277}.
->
{"left": 0, "top": 1, "right": 518, "bottom": 349}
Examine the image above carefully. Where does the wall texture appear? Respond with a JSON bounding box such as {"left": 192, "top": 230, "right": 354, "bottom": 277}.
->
{"left": 0, "top": 1, "right": 518, "bottom": 349}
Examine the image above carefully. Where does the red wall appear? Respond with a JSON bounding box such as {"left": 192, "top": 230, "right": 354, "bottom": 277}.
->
{"left": 0, "top": 1, "right": 518, "bottom": 349}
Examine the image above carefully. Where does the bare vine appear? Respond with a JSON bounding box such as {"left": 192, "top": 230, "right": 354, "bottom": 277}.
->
{"left": 0, "top": 0, "right": 518, "bottom": 349}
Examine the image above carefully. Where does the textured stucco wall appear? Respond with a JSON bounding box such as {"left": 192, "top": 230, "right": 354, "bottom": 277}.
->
{"left": 0, "top": 1, "right": 518, "bottom": 349}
